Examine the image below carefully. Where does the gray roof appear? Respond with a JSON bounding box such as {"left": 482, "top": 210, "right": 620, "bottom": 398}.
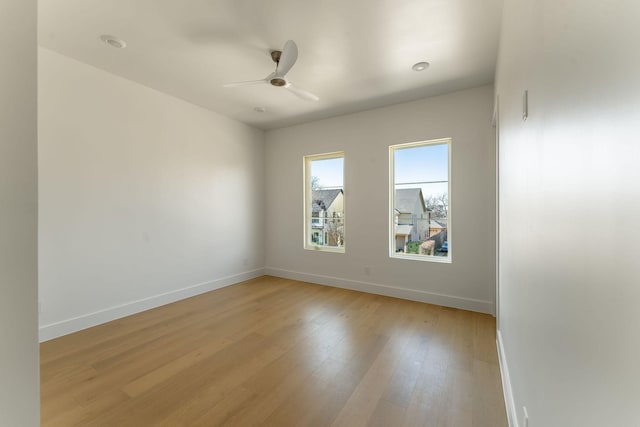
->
{"left": 312, "top": 189, "right": 342, "bottom": 212}
{"left": 395, "top": 225, "right": 414, "bottom": 236}
{"left": 430, "top": 220, "right": 446, "bottom": 229}
{"left": 395, "top": 188, "right": 427, "bottom": 214}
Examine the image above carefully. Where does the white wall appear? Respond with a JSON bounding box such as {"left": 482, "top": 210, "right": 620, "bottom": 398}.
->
{"left": 495, "top": 0, "right": 640, "bottom": 426}
{"left": 38, "top": 48, "right": 265, "bottom": 340}
{"left": 0, "top": 0, "right": 39, "bottom": 425}
{"left": 265, "top": 85, "right": 496, "bottom": 313}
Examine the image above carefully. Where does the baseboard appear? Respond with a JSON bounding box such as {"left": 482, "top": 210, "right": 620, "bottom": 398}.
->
{"left": 497, "top": 330, "right": 518, "bottom": 427}
{"left": 39, "top": 268, "right": 265, "bottom": 342}
{"left": 264, "top": 267, "right": 494, "bottom": 314}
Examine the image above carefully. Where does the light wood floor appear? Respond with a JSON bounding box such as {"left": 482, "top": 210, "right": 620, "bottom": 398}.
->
{"left": 41, "top": 276, "right": 508, "bottom": 427}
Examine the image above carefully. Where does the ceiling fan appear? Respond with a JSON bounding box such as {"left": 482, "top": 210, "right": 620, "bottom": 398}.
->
{"left": 223, "top": 40, "right": 319, "bottom": 102}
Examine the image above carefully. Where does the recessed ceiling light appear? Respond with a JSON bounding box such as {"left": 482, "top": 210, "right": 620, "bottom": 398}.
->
{"left": 412, "top": 61, "right": 430, "bottom": 72}
{"left": 254, "top": 107, "right": 267, "bottom": 113}
{"left": 100, "top": 35, "right": 127, "bottom": 49}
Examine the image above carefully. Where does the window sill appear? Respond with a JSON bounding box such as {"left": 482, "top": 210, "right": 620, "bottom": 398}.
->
{"left": 390, "top": 252, "right": 451, "bottom": 263}
{"left": 304, "top": 245, "right": 345, "bottom": 254}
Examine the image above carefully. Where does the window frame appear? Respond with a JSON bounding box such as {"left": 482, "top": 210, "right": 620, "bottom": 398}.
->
{"left": 303, "top": 151, "right": 346, "bottom": 253}
{"left": 389, "top": 138, "right": 452, "bottom": 263}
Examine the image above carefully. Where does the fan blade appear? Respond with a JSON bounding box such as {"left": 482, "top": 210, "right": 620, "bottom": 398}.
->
{"left": 276, "top": 40, "right": 298, "bottom": 77}
{"left": 285, "top": 82, "right": 319, "bottom": 101}
{"left": 222, "top": 79, "right": 267, "bottom": 87}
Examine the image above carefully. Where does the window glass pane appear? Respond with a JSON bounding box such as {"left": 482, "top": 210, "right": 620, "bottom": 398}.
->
{"left": 391, "top": 141, "right": 450, "bottom": 261}
{"left": 305, "top": 153, "right": 345, "bottom": 251}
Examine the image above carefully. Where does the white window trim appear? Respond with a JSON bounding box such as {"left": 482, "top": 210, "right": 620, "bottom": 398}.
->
{"left": 303, "top": 151, "right": 345, "bottom": 253}
{"left": 389, "top": 138, "right": 452, "bottom": 263}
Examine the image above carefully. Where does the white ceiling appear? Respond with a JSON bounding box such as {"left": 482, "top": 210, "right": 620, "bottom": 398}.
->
{"left": 39, "top": 0, "right": 503, "bottom": 130}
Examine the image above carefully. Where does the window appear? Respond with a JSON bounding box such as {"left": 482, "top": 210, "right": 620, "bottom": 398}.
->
{"left": 304, "top": 152, "right": 345, "bottom": 252}
{"left": 390, "top": 138, "right": 451, "bottom": 262}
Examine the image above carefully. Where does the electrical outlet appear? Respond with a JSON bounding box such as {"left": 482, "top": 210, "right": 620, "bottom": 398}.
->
{"left": 363, "top": 266, "right": 371, "bottom": 276}
{"left": 242, "top": 258, "right": 249, "bottom": 267}
{"left": 522, "top": 406, "right": 529, "bottom": 427}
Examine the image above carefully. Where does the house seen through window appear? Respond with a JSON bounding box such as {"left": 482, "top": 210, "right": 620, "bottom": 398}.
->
{"left": 390, "top": 139, "right": 451, "bottom": 262}
{"left": 304, "top": 152, "right": 344, "bottom": 252}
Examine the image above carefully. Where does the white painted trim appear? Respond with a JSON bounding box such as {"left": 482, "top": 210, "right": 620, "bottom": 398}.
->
{"left": 39, "top": 268, "right": 265, "bottom": 342}
{"left": 497, "top": 330, "right": 518, "bottom": 427}
{"left": 389, "top": 138, "right": 452, "bottom": 263}
{"left": 264, "top": 267, "right": 493, "bottom": 314}
{"left": 303, "top": 151, "right": 345, "bottom": 252}
{"left": 495, "top": 94, "right": 501, "bottom": 322}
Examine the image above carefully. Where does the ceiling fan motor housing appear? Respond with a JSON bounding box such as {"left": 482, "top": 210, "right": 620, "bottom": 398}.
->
{"left": 269, "top": 50, "right": 287, "bottom": 86}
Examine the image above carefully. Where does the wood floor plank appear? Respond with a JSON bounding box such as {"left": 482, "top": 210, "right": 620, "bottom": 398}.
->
{"left": 331, "top": 303, "right": 423, "bottom": 427}
{"left": 41, "top": 276, "right": 508, "bottom": 427}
